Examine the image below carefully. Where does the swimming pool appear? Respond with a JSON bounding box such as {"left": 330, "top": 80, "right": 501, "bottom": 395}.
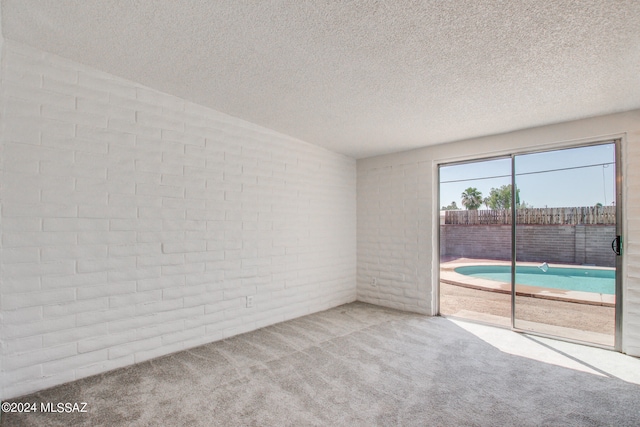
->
{"left": 454, "top": 265, "right": 615, "bottom": 295}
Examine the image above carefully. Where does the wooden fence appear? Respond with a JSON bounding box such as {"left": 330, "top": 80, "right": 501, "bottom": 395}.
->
{"left": 443, "top": 206, "right": 616, "bottom": 225}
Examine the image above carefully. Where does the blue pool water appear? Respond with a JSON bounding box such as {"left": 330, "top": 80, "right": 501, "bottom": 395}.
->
{"left": 454, "top": 265, "right": 615, "bottom": 295}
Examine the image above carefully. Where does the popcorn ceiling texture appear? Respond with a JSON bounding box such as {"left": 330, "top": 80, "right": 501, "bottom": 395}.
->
{"left": 2, "top": 1, "right": 640, "bottom": 158}
{"left": 0, "top": 40, "right": 356, "bottom": 400}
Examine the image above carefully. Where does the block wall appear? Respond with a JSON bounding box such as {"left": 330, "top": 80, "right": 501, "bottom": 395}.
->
{"left": 357, "top": 109, "right": 640, "bottom": 356}
{"left": 440, "top": 224, "right": 616, "bottom": 267}
{"left": 439, "top": 225, "right": 512, "bottom": 261}
{"left": 0, "top": 41, "right": 356, "bottom": 400}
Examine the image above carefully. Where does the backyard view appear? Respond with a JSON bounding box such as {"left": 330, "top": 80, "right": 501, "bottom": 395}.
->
{"left": 439, "top": 143, "right": 617, "bottom": 347}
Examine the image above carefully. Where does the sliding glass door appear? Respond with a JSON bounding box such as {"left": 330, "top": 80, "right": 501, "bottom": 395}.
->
{"left": 439, "top": 157, "right": 513, "bottom": 326}
{"left": 439, "top": 140, "right": 621, "bottom": 348}
{"left": 512, "top": 143, "right": 619, "bottom": 347}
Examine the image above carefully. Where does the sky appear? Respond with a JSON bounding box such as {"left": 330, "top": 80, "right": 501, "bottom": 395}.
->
{"left": 439, "top": 143, "right": 616, "bottom": 209}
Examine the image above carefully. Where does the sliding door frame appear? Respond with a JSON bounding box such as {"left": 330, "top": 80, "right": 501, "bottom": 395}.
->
{"left": 437, "top": 137, "right": 623, "bottom": 351}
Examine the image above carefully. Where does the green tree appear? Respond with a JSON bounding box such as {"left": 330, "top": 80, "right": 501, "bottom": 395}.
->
{"left": 484, "top": 184, "right": 521, "bottom": 209}
{"left": 461, "top": 187, "right": 483, "bottom": 210}
{"left": 441, "top": 201, "right": 459, "bottom": 210}
{"left": 519, "top": 201, "right": 533, "bottom": 209}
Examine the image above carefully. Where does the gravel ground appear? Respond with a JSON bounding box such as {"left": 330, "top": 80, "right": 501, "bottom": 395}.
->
{"left": 440, "top": 282, "right": 615, "bottom": 335}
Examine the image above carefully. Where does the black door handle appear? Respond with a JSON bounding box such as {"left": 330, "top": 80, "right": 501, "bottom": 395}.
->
{"left": 611, "top": 236, "right": 622, "bottom": 256}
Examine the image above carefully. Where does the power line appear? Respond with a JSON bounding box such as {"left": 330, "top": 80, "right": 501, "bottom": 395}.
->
{"left": 515, "top": 162, "right": 615, "bottom": 177}
{"left": 441, "top": 173, "right": 510, "bottom": 184}
{"left": 440, "top": 161, "right": 615, "bottom": 184}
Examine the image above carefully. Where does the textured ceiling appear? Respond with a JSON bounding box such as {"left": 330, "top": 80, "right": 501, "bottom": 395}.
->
{"left": 2, "top": 1, "right": 640, "bottom": 158}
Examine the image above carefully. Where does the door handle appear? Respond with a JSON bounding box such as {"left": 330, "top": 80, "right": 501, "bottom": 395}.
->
{"left": 611, "top": 236, "right": 622, "bottom": 256}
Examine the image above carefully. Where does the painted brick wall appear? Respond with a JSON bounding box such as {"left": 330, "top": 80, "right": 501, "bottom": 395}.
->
{"left": 357, "top": 109, "right": 640, "bottom": 356}
{"left": 0, "top": 7, "right": 5, "bottom": 403}
{"left": 625, "top": 124, "right": 640, "bottom": 355}
{"left": 0, "top": 41, "right": 356, "bottom": 400}
{"left": 440, "top": 224, "right": 616, "bottom": 267}
{"left": 357, "top": 162, "right": 431, "bottom": 314}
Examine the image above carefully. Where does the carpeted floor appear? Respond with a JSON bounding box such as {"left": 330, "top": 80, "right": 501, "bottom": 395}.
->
{"left": 3, "top": 302, "right": 640, "bottom": 426}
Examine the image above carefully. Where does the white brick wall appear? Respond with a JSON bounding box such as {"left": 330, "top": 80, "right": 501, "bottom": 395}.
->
{"left": 0, "top": 9, "right": 5, "bottom": 407}
{"left": 357, "top": 109, "right": 640, "bottom": 356}
{"left": 0, "top": 41, "right": 356, "bottom": 400}
{"left": 356, "top": 163, "right": 431, "bottom": 314}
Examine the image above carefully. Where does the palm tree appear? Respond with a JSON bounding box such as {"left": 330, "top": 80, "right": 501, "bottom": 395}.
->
{"left": 461, "top": 187, "right": 483, "bottom": 210}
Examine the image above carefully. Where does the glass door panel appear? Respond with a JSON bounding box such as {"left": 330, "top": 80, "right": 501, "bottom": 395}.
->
{"left": 512, "top": 144, "right": 617, "bottom": 346}
{"left": 439, "top": 157, "right": 512, "bottom": 327}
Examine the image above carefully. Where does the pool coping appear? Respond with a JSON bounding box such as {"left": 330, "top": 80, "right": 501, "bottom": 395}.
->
{"left": 440, "top": 259, "right": 615, "bottom": 307}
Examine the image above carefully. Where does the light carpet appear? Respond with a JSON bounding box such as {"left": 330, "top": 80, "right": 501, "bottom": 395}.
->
{"left": 3, "top": 302, "right": 640, "bottom": 426}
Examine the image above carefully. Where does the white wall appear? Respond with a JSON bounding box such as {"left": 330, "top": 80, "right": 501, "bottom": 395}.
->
{"left": 0, "top": 41, "right": 357, "bottom": 400}
{"left": 357, "top": 110, "right": 640, "bottom": 356}
{"left": 0, "top": 3, "right": 5, "bottom": 403}
{"left": 357, "top": 162, "right": 432, "bottom": 314}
